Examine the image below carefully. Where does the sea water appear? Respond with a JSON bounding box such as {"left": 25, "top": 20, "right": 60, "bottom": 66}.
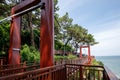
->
{"left": 96, "top": 56, "right": 120, "bottom": 79}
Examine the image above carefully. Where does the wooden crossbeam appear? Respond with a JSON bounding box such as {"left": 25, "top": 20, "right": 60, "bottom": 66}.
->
{"left": 13, "top": 0, "right": 41, "bottom": 13}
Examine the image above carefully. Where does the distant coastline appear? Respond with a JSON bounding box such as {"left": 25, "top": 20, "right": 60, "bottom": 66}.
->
{"left": 96, "top": 55, "right": 120, "bottom": 57}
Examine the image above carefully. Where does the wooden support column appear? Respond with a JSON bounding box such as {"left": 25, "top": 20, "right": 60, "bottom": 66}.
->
{"left": 8, "top": 8, "right": 21, "bottom": 64}
{"left": 79, "top": 66, "right": 83, "bottom": 80}
{"left": 8, "top": 0, "right": 40, "bottom": 65}
{"left": 88, "top": 45, "right": 91, "bottom": 64}
{"left": 80, "top": 46, "right": 82, "bottom": 59}
{"left": 40, "top": 0, "right": 54, "bottom": 68}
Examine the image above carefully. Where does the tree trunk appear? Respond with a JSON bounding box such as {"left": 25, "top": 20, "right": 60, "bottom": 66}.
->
{"left": 65, "top": 37, "right": 72, "bottom": 46}
{"left": 27, "top": 12, "right": 35, "bottom": 47}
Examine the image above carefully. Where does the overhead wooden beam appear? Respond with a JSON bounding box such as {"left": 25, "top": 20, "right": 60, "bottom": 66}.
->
{"left": 13, "top": 0, "right": 41, "bottom": 13}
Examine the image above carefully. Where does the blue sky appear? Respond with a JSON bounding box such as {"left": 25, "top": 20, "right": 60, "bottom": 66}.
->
{"left": 57, "top": 0, "right": 120, "bottom": 56}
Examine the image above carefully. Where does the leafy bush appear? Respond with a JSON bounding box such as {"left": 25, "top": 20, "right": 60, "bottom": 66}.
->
{"left": 54, "top": 55, "right": 68, "bottom": 61}
{"left": 20, "top": 44, "right": 40, "bottom": 63}
{"left": 67, "top": 54, "right": 77, "bottom": 59}
{"left": 91, "top": 59, "right": 103, "bottom": 66}
{"left": 0, "top": 21, "right": 10, "bottom": 55}
{"left": 55, "top": 40, "right": 74, "bottom": 51}
{"left": 54, "top": 54, "right": 77, "bottom": 61}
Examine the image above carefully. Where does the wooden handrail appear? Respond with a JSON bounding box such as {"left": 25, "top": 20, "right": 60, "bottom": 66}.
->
{"left": 104, "top": 66, "right": 119, "bottom": 80}
{"left": 66, "top": 64, "right": 104, "bottom": 68}
{"left": 0, "top": 64, "right": 40, "bottom": 77}
{"left": 0, "top": 62, "right": 38, "bottom": 70}
{"left": 54, "top": 58, "right": 88, "bottom": 65}
{"left": 66, "top": 64, "right": 104, "bottom": 80}
{"left": 0, "top": 63, "right": 24, "bottom": 70}
{"left": 0, "top": 64, "right": 66, "bottom": 80}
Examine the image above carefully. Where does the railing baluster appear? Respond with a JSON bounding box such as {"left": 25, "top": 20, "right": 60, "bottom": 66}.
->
{"left": 79, "top": 65, "right": 83, "bottom": 80}
{"left": 93, "top": 70, "right": 95, "bottom": 80}
{"left": 98, "top": 70, "right": 100, "bottom": 80}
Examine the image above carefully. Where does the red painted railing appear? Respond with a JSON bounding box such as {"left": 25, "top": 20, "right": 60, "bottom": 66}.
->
{"left": 0, "top": 63, "right": 25, "bottom": 70}
{"left": 55, "top": 57, "right": 88, "bottom": 65}
{"left": 0, "top": 57, "right": 6, "bottom": 66}
{"left": 66, "top": 64, "right": 104, "bottom": 80}
{"left": 66, "top": 64, "right": 119, "bottom": 80}
{"left": 0, "top": 64, "right": 119, "bottom": 80}
{"left": 0, "top": 64, "right": 66, "bottom": 80}
{"left": 0, "top": 62, "right": 38, "bottom": 70}
{"left": 0, "top": 64, "right": 40, "bottom": 77}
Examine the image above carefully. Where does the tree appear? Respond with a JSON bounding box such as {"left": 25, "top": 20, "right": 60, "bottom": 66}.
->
{"left": 84, "top": 33, "right": 98, "bottom": 45}
{"left": 67, "top": 24, "right": 87, "bottom": 51}
{"left": 56, "top": 12, "right": 98, "bottom": 52}
{"left": 54, "top": 0, "right": 59, "bottom": 12}
{"left": 27, "top": 12, "right": 35, "bottom": 47}
{"left": 59, "top": 12, "right": 73, "bottom": 30}
{"left": 0, "top": 21, "right": 10, "bottom": 55}
{"left": 57, "top": 12, "right": 73, "bottom": 43}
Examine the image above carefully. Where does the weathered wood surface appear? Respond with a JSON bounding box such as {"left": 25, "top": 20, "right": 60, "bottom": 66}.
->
{"left": 104, "top": 66, "right": 119, "bottom": 80}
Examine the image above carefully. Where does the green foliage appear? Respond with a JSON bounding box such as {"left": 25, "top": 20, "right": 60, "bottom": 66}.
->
{"left": 55, "top": 40, "right": 74, "bottom": 51}
{"left": 97, "top": 61, "right": 104, "bottom": 65}
{"left": 91, "top": 59, "right": 104, "bottom": 66}
{"left": 54, "top": 0, "right": 59, "bottom": 12}
{"left": 65, "top": 44, "right": 74, "bottom": 51}
{"left": 55, "top": 40, "right": 63, "bottom": 50}
{"left": 0, "top": 21, "right": 10, "bottom": 55}
{"left": 21, "top": 28, "right": 40, "bottom": 49}
{"left": 59, "top": 12, "right": 73, "bottom": 29}
{"left": 54, "top": 54, "right": 77, "bottom": 61}
{"left": 20, "top": 44, "right": 40, "bottom": 63}
{"left": 56, "top": 12, "right": 98, "bottom": 51}
{"left": 0, "top": 2, "right": 11, "bottom": 16}
{"left": 54, "top": 55, "right": 67, "bottom": 61}
{"left": 67, "top": 54, "right": 77, "bottom": 59}
{"left": 54, "top": 14, "right": 62, "bottom": 39}
{"left": 33, "top": 28, "right": 40, "bottom": 48}
{"left": 21, "top": 30, "right": 31, "bottom": 45}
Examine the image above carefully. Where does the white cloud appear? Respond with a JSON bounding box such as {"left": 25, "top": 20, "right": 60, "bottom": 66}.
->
{"left": 95, "top": 28, "right": 120, "bottom": 41}
{"left": 91, "top": 27, "right": 120, "bottom": 56}
{"left": 88, "top": 17, "right": 120, "bottom": 34}
{"left": 93, "top": 14, "right": 120, "bottom": 28}
{"left": 90, "top": 16, "right": 120, "bottom": 56}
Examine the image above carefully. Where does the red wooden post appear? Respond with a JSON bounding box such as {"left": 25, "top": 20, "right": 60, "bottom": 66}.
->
{"left": 40, "top": 0, "right": 54, "bottom": 68}
{"left": 79, "top": 45, "right": 91, "bottom": 64}
{"left": 79, "top": 66, "right": 83, "bottom": 80}
{"left": 8, "top": 8, "right": 21, "bottom": 64}
{"left": 8, "top": 0, "right": 40, "bottom": 65}
{"left": 80, "top": 46, "right": 82, "bottom": 59}
{"left": 88, "top": 45, "right": 91, "bottom": 64}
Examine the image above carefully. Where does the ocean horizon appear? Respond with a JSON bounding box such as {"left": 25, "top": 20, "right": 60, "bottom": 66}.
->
{"left": 96, "top": 56, "right": 120, "bottom": 79}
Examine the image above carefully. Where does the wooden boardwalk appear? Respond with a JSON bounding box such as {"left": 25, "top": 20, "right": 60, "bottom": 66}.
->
{"left": 0, "top": 57, "right": 119, "bottom": 80}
